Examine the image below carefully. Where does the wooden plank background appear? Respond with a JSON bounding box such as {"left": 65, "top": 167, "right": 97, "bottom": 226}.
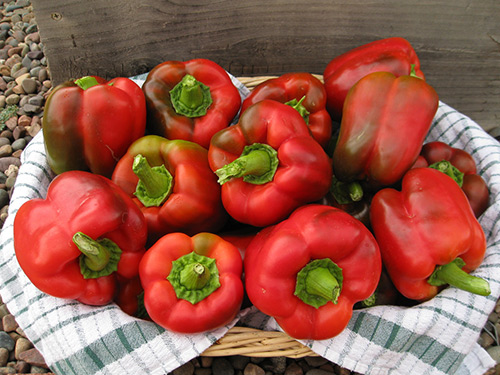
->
{"left": 31, "top": 0, "right": 500, "bottom": 133}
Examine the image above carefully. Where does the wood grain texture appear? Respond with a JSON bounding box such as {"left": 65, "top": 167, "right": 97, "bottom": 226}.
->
{"left": 31, "top": 0, "right": 500, "bottom": 132}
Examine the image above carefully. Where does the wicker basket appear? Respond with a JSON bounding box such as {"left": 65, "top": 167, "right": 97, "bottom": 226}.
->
{"left": 201, "top": 74, "right": 325, "bottom": 359}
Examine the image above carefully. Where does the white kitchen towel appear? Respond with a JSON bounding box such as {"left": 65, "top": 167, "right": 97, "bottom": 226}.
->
{"left": 0, "top": 73, "right": 498, "bottom": 375}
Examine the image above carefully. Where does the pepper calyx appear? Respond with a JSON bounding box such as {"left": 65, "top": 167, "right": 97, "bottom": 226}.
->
{"left": 167, "top": 251, "right": 221, "bottom": 304}
{"left": 428, "top": 257, "right": 491, "bottom": 296}
{"left": 285, "top": 96, "right": 310, "bottom": 125}
{"left": 133, "top": 154, "right": 173, "bottom": 207}
{"left": 169, "top": 74, "right": 213, "bottom": 118}
{"left": 215, "top": 143, "right": 279, "bottom": 185}
{"left": 75, "top": 76, "right": 100, "bottom": 90}
{"left": 73, "top": 232, "right": 122, "bottom": 279}
{"left": 295, "top": 258, "right": 343, "bottom": 308}
{"left": 428, "top": 160, "right": 464, "bottom": 187}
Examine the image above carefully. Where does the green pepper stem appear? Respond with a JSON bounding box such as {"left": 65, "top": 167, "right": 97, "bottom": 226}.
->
{"left": 169, "top": 74, "right": 213, "bottom": 118}
{"left": 73, "top": 232, "right": 122, "bottom": 279}
{"left": 73, "top": 232, "right": 110, "bottom": 271}
{"left": 133, "top": 154, "right": 173, "bottom": 207}
{"left": 167, "top": 252, "right": 221, "bottom": 304}
{"left": 75, "top": 76, "right": 100, "bottom": 90}
{"left": 295, "top": 258, "right": 343, "bottom": 308}
{"left": 215, "top": 143, "right": 279, "bottom": 185}
{"left": 428, "top": 160, "right": 464, "bottom": 187}
{"left": 330, "top": 176, "right": 364, "bottom": 205}
{"left": 428, "top": 258, "right": 491, "bottom": 296}
{"left": 180, "top": 263, "right": 211, "bottom": 290}
{"left": 347, "top": 181, "right": 363, "bottom": 202}
{"left": 285, "top": 96, "right": 310, "bottom": 125}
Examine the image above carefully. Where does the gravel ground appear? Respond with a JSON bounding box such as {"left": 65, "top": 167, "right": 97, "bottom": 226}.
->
{"left": 0, "top": 1, "right": 499, "bottom": 374}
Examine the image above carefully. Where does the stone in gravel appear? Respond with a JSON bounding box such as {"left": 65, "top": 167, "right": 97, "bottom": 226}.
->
{"left": 4, "top": 94, "right": 19, "bottom": 106}
{"left": 17, "top": 114, "right": 30, "bottom": 127}
{"left": 304, "top": 369, "right": 334, "bottom": 375}
{"left": 13, "top": 360, "right": 30, "bottom": 373}
{"left": 212, "top": 357, "right": 234, "bottom": 375}
{"left": 0, "top": 157, "right": 21, "bottom": 171}
{"left": 12, "top": 125, "right": 25, "bottom": 140}
{"left": 285, "top": 362, "right": 303, "bottom": 375}
{"left": 194, "top": 367, "right": 212, "bottom": 375}
{"left": 0, "top": 366, "right": 16, "bottom": 374}
{"left": 230, "top": 356, "right": 250, "bottom": 370}
{"left": 17, "top": 348, "right": 48, "bottom": 368}
{"left": 0, "top": 139, "right": 9, "bottom": 148}
{"left": 0, "top": 145, "right": 12, "bottom": 157}
{"left": 172, "top": 360, "right": 195, "bottom": 375}
{"left": 0, "top": 189, "right": 9, "bottom": 207}
{"left": 5, "top": 175, "right": 16, "bottom": 189}
{"left": 11, "top": 138, "right": 25, "bottom": 151}
{"left": 14, "top": 337, "right": 32, "bottom": 360}
{"left": 244, "top": 363, "right": 265, "bottom": 375}
{"left": 0, "top": 305, "right": 8, "bottom": 319}
{"left": 26, "top": 50, "right": 43, "bottom": 60}
{"left": 20, "top": 77, "right": 36, "bottom": 94}
{"left": 487, "top": 345, "right": 500, "bottom": 364}
{"left": 22, "top": 103, "right": 40, "bottom": 113}
{"left": 28, "top": 95, "right": 43, "bottom": 107}
{"left": 200, "top": 357, "right": 213, "bottom": 368}
{"left": 0, "top": 348, "right": 7, "bottom": 367}
{"left": 304, "top": 358, "right": 329, "bottom": 368}
{"left": 29, "top": 365, "right": 49, "bottom": 373}
{"left": 0, "top": 332, "right": 14, "bottom": 351}
{"left": 2, "top": 315, "right": 17, "bottom": 333}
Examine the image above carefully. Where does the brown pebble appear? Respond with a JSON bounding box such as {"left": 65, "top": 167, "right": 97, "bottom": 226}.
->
{"left": 285, "top": 362, "right": 304, "bottom": 375}
{"left": 17, "top": 348, "right": 48, "bottom": 369}
{"left": 13, "top": 360, "right": 30, "bottom": 373}
{"left": 14, "top": 337, "right": 33, "bottom": 360}
{"left": 17, "top": 114, "right": 31, "bottom": 127}
{"left": 0, "top": 158, "right": 21, "bottom": 171}
{"left": 0, "top": 145, "right": 12, "bottom": 158}
{"left": 0, "top": 348, "right": 7, "bottom": 367}
{"left": 244, "top": 363, "right": 265, "bottom": 375}
{"left": 4, "top": 117, "right": 17, "bottom": 132}
{"left": 1, "top": 315, "right": 17, "bottom": 333}
{"left": 11, "top": 149, "right": 22, "bottom": 158}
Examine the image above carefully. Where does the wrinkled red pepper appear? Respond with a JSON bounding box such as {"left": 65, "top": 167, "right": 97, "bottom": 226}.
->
{"left": 244, "top": 204, "right": 381, "bottom": 340}
{"left": 13, "top": 171, "right": 148, "bottom": 306}
{"left": 413, "top": 141, "right": 490, "bottom": 217}
{"left": 111, "top": 135, "right": 227, "bottom": 243}
{"left": 139, "top": 232, "right": 244, "bottom": 333}
{"left": 370, "top": 167, "right": 490, "bottom": 301}
{"left": 142, "top": 58, "right": 241, "bottom": 149}
{"left": 43, "top": 76, "right": 146, "bottom": 178}
{"left": 240, "top": 73, "right": 332, "bottom": 148}
{"left": 208, "top": 99, "right": 332, "bottom": 227}
{"left": 332, "top": 70, "right": 438, "bottom": 189}
{"left": 323, "top": 37, "right": 424, "bottom": 121}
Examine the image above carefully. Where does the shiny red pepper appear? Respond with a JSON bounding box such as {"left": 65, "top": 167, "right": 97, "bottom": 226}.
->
{"left": 370, "top": 168, "right": 490, "bottom": 301}
{"left": 13, "top": 171, "right": 148, "bottom": 306}
{"left": 43, "top": 76, "right": 147, "bottom": 178}
{"left": 139, "top": 232, "right": 244, "bottom": 333}
{"left": 208, "top": 99, "right": 332, "bottom": 227}
{"left": 142, "top": 58, "right": 241, "bottom": 149}
{"left": 332, "top": 71, "right": 438, "bottom": 189}
{"left": 323, "top": 37, "right": 424, "bottom": 121}
{"left": 112, "top": 135, "right": 227, "bottom": 243}
{"left": 244, "top": 204, "right": 381, "bottom": 340}
{"left": 413, "top": 141, "right": 490, "bottom": 217}
{"left": 240, "top": 73, "right": 332, "bottom": 148}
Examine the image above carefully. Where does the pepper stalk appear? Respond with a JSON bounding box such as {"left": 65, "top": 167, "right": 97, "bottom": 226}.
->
{"left": 169, "top": 74, "right": 213, "bottom": 117}
{"left": 73, "top": 232, "right": 122, "bottom": 279}
{"left": 133, "top": 154, "right": 173, "bottom": 207}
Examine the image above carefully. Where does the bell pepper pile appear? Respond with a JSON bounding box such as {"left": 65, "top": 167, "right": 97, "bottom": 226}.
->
{"left": 13, "top": 40, "right": 493, "bottom": 339}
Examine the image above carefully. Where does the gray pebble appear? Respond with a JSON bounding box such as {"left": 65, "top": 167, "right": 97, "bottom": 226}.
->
{"left": 0, "top": 139, "right": 10, "bottom": 148}
{"left": 230, "top": 356, "right": 250, "bottom": 370}
{"left": 0, "top": 332, "right": 14, "bottom": 351}
{"left": 28, "top": 95, "right": 43, "bottom": 106}
{"left": 11, "top": 138, "right": 25, "bottom": 151}
{"left": 487, "top": 345, "right": 500, "bottom": 363}
{"left": 0, "top": 348, "right": 7, "bottom": 367}
{"left": 0, "top": 190, "right": 8, "bottom": 208}
{"left": 0, "top": 157, "right": 21, "bottom": 171}
{"left": 20, "top": 77, "right": 36, "bottom": 94}
{"left": 26, "top": 50, "right": 42, "bottom": 60}
{"left": 212, "top": 358, "right": 234, "bottom": 375}
{"left": 5, "top": 175, "right": 16, "bottom": 189}
{"left": 4, "top": 94, "right": 19, "bottom": 105}
{"left": 0, "top": 366, "right": 16, "bottom": 374}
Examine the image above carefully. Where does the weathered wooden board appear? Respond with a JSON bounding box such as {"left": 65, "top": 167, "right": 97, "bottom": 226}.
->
{"left": 31, "top": 0, "right": 500, "bottom": 132}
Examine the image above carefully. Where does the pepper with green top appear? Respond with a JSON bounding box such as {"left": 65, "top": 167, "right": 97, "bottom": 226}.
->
{"left": 142, "top": 58, "right": 241, "bottom": 149}
{"left": 13, "top": 171, "right": 148, "bottom": 306}
{"left": 42, "top": 75, "right": 147, "bottom": 178}
{"left": 208, "top": 99, "right": 332, "bottom": 227}
{"left": 139, "top": 232, "right": 244, "bottom": 333}
{"left": 111, "top": 135, "right": 227, "bottom": 243}
{"left": 244, "top": 204, "right": 382, "bottom": 340}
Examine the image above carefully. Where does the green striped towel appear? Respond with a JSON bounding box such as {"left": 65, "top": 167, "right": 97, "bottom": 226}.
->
{"left": 0, "top": 74, "right": 498, "bottom": 375}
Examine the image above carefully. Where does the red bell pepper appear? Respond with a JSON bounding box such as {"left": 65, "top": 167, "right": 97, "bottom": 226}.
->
{"left": 413, "top": 141, "right": 490, "bottom": 217}
{"left": 323, "top": 37, "right": 424, "bottom": 121}
{"left": 244, "top": 204, "right": 381, "bottom": 340}
{"left": 115, "top": 276, "right": 149, "bottom": 319}
{"left": 112, "top": 135, "right": 227, "bottom": 243}
{"left": 13, "top": 171, "right": 148, "bottom": 306}
{"left": 43, "top": 76, "right": 146, "bottom": 178}
{"left": 240, "top": 73, "right": 332, "bottom": 148}
{"left": 142, "top": 58, "right": 241, "bottom": 149}
{"left": 370, "top": 167, "right": 490, "bottom": 301}
{"left": 139, "top": 232, "right": 244, "bottom": 333}
{"left": 208, "top": 99, "right": 332, "bottom": 227}
{"left": 332, "top": 70, "right": 438, "bottom": 189}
